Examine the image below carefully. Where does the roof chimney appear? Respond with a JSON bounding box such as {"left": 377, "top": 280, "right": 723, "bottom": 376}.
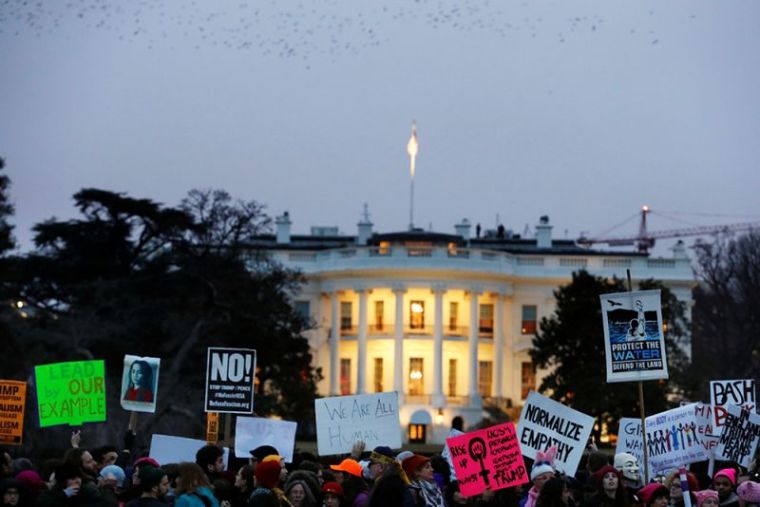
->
{"left": 357, "top": 204, "right": 373, "bottom": 246}
{"left": 535, "top": 215, "right": 553, "bottom": 249}
{"left": 455, "top": 218, "right": 471, "bottom": 241}
{"left": 276, "top": 211, "right": 292, "bottom": 244}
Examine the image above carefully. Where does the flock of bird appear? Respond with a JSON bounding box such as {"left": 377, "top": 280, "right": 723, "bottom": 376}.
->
{"left": 1, "top": 0, "right": 689, "bottom": 64}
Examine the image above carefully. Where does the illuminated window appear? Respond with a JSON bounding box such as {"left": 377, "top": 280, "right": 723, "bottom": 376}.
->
{"left": 408, "top": 424, "right": 426, "bottom": 443}
{"left": 479, "top": 303, "right": 494, "bottom": 334}
{"left": 374, "top": 357, "right": 383, "bottom": 393}
{"left": 521, "top": 305, "right": 537, "bottom": 334}
{"left": 374, "top": 300, "right": 384, "bottom": 331}
{"left": 340, "top": 302, "right": 352, "bottom": 331}
{"left": 378, "top": 241, "right": 391, "bottom": 255}
{"left": 479, "top": 360, "right": 493, "bottom": 397}
{"left": 340, "top": 358, "right": 352, "bottom": 395}
{"left": 410, "top": 300, "right": 425, "bottom": 329}
{"left": 448, "top": 359, "right": 457, "bottom": 396}
{"left": 409, "top": 357, "right": 424, "bottom": 395}
{"left": 449, "top": 302, "right": 459, "bottom": 331}
{"left": 521, "top": 361, "right": 536, "bottom": 399}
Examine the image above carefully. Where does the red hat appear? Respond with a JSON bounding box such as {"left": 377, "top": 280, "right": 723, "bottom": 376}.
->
{"left": 593, "top": 465, "right": 622, "bottom": 488}
{"left": 638, "top": 483, "right": 669, "bottom": 506}
{"left": 714, "top": 468, "right": 736, "bottom": 486}
{"left": 321, "top": 481, "right": 344, "bottom": 498}
{"left": 255, "top": 460, "right": 282, "bottom": 489}
{"left": 329, "top": 459, "right": 363, "bottom": 478}
{"left": 134, "top": 457, "right": 160, "bottom": 469}
{"left": 14, "top": 470, "right": 45, "bottom": 492}
{"left": 401, "top": 455, "right": 430, "bottom": 480}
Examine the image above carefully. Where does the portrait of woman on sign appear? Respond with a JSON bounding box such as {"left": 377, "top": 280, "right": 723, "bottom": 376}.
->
{"left": 120, "top": 355, "right": 160, "bottom": 413}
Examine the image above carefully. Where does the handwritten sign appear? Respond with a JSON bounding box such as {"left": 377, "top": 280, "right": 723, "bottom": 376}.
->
{"left": 35, "top": 360, "right": 106, "bottom": 427}
{"left": 150, "top": 434, "right": 229, "bottom": 469}
{"left": 600, "top": 290, "right": 668, "bottom": 383}
{"left": 615, "top": 418, "right": 646, "bottom": 481}
{"left": 693, "top": 403, "right": 721, "bottom": 453}
{"left": 714, "top": 404, "right": 760, "bottom": 469}
{"left": 315, "top": 392, "right": 401, "bottom": 456}
{"left": 645, "top": 403, "right": 709, "bottom": 473}
{"left": 710, "top": 379, "right": 756, "bottom": 429}
{"left": 120, "top": 355, "right": 160, "bottom": 413}
{"left": 0, "top": 380, "right": 26, "bottom": 445}
{"left": 447, "top": 422, "right": 528, "bottom": 497}
{"left": 235, "top": 417, "right": 297, "bottom": 463}
{"left": 205, "top": 348, "right": 256, "bottom": 414}
{"left": 517, "top": 391, "right": 594, "bottom": 476}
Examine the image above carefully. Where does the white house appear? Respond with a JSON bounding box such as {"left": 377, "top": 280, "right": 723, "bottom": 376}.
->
{"left": 249, "top": 212, "right": 695, "bottom": 445}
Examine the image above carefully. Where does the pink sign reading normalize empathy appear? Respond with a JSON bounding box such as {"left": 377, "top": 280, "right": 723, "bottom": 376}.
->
{"left": 446, "top": 421, "right": 529, "bottom": 497}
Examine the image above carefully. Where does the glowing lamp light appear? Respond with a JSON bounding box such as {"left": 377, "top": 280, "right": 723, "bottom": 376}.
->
{"left": 410, "top": 370, "right": 423, "bottom": 380}
{"left": 435, "top": 408, "right": 444, "bottom": 425}
{"left": 411, "top": 302, "right": 424, "bottom": 314}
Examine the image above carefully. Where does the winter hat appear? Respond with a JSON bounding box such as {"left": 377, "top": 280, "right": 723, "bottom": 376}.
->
{"left": 637, "top": 483, "right": 669, "bottom": 506}
{"left": 373, "top": 446, "right": 394, "bottom": 459}
{"left": 594, "top": 465, "right": 622, "bottom": 488}
{"left": 284, "top": 470, "right": 320, "bottom": 500}
{"left": 134, "top": 457, "right": 160, "bottom": 469}
{"left": 322, "top": 481, "right": 344, "bottom": 498}
{"left": 401, "top": 455, "right": 430, "bottom": 480}
{"left": 694, "top": 489, "right": 719, "bottom": 507}
{"left": 255, "top": 460, "right": 282, "bottom": 489}
{"left": 738, "top": 481, "right": 760, "bottom": 504}
{"left": 250, "top": 445, "right": 279, "bottom": 462}
{"left": 262, "top": 454, "right": 284, "bottom": 463}
{"left": 714, "top": 468, "right": 737, "bottom": 486}
{"left": 396, "top": 451, "right": 414, "bottom": 463}
{"left": 14, "top": 470, "right": 46, "bottom": 492}
{"left": 329, "top": 458, "right": 363, "bottom": 478}
{"left": 99, "top": 465, "right": 126, "bottom": 488}
{"left": 285, "top": 479, "right": 317, "bottom": 505}
{"left": 530, "top": 447, "right": 557, "bottom": 481}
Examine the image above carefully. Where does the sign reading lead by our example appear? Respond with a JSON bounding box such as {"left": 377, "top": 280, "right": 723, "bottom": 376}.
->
{"left": 204, "top": 348, "right": 256, "bottom": 414}
{"left": 35, "top": 360, "right": 106, "bottom": 427}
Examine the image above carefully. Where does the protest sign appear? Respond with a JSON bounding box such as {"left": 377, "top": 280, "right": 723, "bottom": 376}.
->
{"left": 447, "top": 422, "right": 529, "bottom": 497}
{"left": 645, "top": 404, "right": 709, "bottom": 473}
{"left": 35, "top": 360, "right": 106, "bottom": 427}
{"left": 693, "top": 403, "right": 721, "bottom": 453}
{"left": 0, "top": 380, "right": 26, "bottom": 445}
{"left": 600, "top": 290, "right": 668, "bottom": 383}
{"left": 235, "top": 417, "right": 297, "bottom": 462}
{"left": 315, "top": 391, "right": 401, "bottom": 456}
{"left": 205, "top": 347, "right": 256, "bottom": 414}
{"left": 517, "top": 391, "right": 594, "bottom": 476}
{"left": 206, "top": 412, "right": 219, "bottom": 444}
{"left": 441, "top": 428, "right": 465, "bottom": 479}
{"left": 120, "top": 355, "right": 160, "bottom": 413}
{"left": 710, "top": 379, "right": 756, "bottom": 428}
{"left": 150, "top": 434, "right": 229, "bottom": 468}
{"left": 615, "top": 418, "right": 646, "bottom": 481}
{"left": 714, "top": 404, "right": 760, "bottom": 469}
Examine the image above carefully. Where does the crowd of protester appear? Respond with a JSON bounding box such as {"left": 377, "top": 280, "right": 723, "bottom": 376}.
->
{"left": 0, "top": 429, "right": 758, "bottom": 507}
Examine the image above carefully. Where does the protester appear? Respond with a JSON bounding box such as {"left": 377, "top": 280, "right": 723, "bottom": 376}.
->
{"left": 401, "top": 454, "right": 444, "bottom": 507}
{"left": 737, "top": 480, "right": 760, "bottom": 507}
{"left": 1, "top": 478, "right": 21, "bottom": 507}
{"left": 584, "top": 465, "right": 629, "bottom": 507}
{"left": 521, "top": 449, "right": 558, "bottom": 507}
{"left": 248, "top": 460, "right": 288, "bottom": 507}
{"left": 367, "top": 468, "right": 414, "bottom": 507}
{"left": 248, "top": 448, "right": 279, "bottom": 472}
{"left": 174, "top": 462, "right": 219, "bottom": 507}
{"left": 232, "top": 465, "right": 255, "bottom": 507}
{"left": 712, "top": 469, "right": 739, "bottom": 507}
{"left": 537, "top": 477, "right": 572, "bottom": 507}
{"left": 125, "top": 467, "right": 170, "bottom": 507}
{"left": 694, "top": 490, "right": 719, "bottom": 507}
{"left": 637, "top": 484, "right": 669, "bottom": 507}
{"left": 283, "top": 471, "right": 320, "bottom": 507}
{"left": 613, "top": 454, "right": 641, "bottom": 505}
{"left": 320, "top": 482, "right": 344, "bottom": 507}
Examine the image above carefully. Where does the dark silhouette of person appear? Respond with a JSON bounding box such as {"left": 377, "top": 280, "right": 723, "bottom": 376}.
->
{"left": 124, "top": 360, "right": 154, "bottom": 402}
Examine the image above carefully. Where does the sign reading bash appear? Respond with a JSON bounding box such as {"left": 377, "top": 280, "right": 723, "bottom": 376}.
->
{"left": 35, "top": 360, "right": 106, "bottom": 427}
{"left": 447, "top": 422, "right": 528, "bottom": 497}
{"left": 205, "top": 348, "right": 256, "bottom": 414}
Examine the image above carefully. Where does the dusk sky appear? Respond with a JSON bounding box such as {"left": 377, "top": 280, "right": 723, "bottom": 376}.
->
{"left": 2, "top": 0, "right": 759, "bottom": 256}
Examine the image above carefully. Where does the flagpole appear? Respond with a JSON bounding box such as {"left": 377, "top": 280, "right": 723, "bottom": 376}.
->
{"left": 407, "top": 120, "right": 418, "bottom": 230}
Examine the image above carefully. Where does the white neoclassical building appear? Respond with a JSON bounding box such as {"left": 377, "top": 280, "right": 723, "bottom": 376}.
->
{"left": 250, "top": 212, "right": 695, "bottom": 445}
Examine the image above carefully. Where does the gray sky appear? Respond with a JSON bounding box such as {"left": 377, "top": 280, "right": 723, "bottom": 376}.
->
{"left": 2, "top": 0, "right": 759, "bottom": 255}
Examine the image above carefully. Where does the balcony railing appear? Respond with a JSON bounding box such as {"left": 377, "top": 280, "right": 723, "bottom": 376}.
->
{"left": 405, "top": 394, "right": 431, "bottom": 404}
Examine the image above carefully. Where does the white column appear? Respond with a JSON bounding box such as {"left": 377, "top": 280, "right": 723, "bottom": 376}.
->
{"left": 494, "top": 293, "right": 505, "bottom": 399}
{"left": 393, "top": 286, "right": 405, "bottom": 404}
{"left": 432, "top": 285, "right": 446, "bottom": 408}
{"left": 329, "top": 292, "right": 339, "bottom": 396}
{"left": 356, "top": 288, "right": 368, "bottom": 394}
{"left": 468, "top": 288, "right": 483, "bottom": 408}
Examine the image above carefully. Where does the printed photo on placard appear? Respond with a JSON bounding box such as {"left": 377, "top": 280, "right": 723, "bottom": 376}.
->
{"left": 120, "top": 355, "right": 160, "bottom": 413}
{"left": 600, "top": 289, "right": 668, "bottom": 383}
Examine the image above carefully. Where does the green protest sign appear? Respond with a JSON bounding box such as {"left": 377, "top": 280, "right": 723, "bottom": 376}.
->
{"left": 35, "top": 360, "right": 106, "bottom": 427}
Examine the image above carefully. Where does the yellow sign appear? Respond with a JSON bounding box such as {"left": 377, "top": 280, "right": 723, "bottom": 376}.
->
{"left": 206, "top": 412, "right": 219, "bottom": 444}
{"left": 0, "top": 380, "right": 27, "bottom": 445}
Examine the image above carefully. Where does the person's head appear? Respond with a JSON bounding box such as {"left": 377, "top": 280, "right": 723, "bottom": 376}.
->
{"left": 367, "top": 446, "right": 394, "bottom": 481}
{"left": 99, "top": 464, "right": 126, "bottom": 489}
{"left": 174, "top": 462, "right": 210, "bottom": 495}
{"left": 695, "top": 490, "right": 720, "bottom": 507}
{"left": 249, "top": 445, "right": 279, "bottom": 469}
{"left": 254, "top": 460, "right": 281, "bottom": 490}
{"left": 55, "top": 464, "right": 83, "bottom": 491}
{"left": 594, "top": 465, "right": 622, "bottom": 495}
{"left": 1, "top": 479, "right": 21, "bottom": 506}
{"left": 285, "top": 481, "right": 309, "bottom": 507}
{"left": 235, "top": 464, "right": 254, "bottom": 491}
{"left": 629, "top": 319, "right": 640, "bottom": 331}
{"left": 63, "top": 448, "right": 97, "bottom": 476}
{"left": 195, "top": 445, "right": 225, "bottom": 475}
{"left": 132, "top": 457, "right": 161, "bottom": 486}
{"left": 536, "top": 477, "right": 570, "bottom": 507}
{"left": 321, "top": 481, "right": 344, "bottom": 507}
{"left": 130, "top": 360, "right": 152, "bottom": 389}
{"left": 638, "top": 483, "right": 669, "bottom": 507}
{"left": 140, "top": 467, "right": 169, "bottom": 498}
{"left": 261, "top": 454, "right": 288, "bottom": 483}
{"left": 737, "top": 480, "right": 760, "bottom": 506}
{"left": 613, "top": 453, "right": 641, "bottom": 483}
{"left": 91, "top": 446, "right": 119, "bottom": 470}
{"left": 329, "top": 459, "right": 363, "bottom": 485}
{"left": 401, "top": 455, "right": 433, "bottom": 483}
{"left": 713, "top": 469, "right": 736, "bottom": 498}
{"left": 666, "top": 471, "right": 698, "bottom": 501}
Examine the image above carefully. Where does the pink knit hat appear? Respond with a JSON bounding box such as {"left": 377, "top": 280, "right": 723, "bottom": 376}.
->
{"left": 737, "top": 481, "right": 760, "bottom": 504}
{"left": 694, "top": 490, "right": 719, "bottom": 507}
{"left": 713, "top": 468, "right": 737, "bottom": 486}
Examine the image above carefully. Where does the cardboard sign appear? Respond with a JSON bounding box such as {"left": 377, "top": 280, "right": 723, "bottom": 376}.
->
{"left": 150, "top": 434, "right": 229, "bottom": 469}
{"left": 205, "top": 347, "right": 256, "bottom": 414}
{"left": 517, "top": 391, "right": 595, "bottom": 476}
{"left": 447, "top": 422, "right": 529, "bottom": 497}
{"left": 315, "top": 392, "right": 401, "bottom": 456}
{"left": 645, "top": 404, "right": 709, "bottom": 473}
{"left": 600, "top": 290, "right": 668, "bottom": 383}
{"left": 710, "top": 379, "right": 756, "bottom": 429}
{"left": 615, "top": 418, "right": 646, "bottom": 481}
{"left": 120, "top": 355, "right": 160, "bottom": 413}
{"left": 206, "top": 412, "right": 219, "bottom": 444}
{"left": 35, "top": 360, "right": 106, "bottom": 427}
{"left": 714, "top": 404, "right": 760, "bottom": 468}
{"left": 693, "top": 403, "right": 721, "bottom": 453}
{"left": 0, "top": 380, "right": 26, "bottom": 445}
{"left": 235, "top": 416, "right": 297, "bottom": 462}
